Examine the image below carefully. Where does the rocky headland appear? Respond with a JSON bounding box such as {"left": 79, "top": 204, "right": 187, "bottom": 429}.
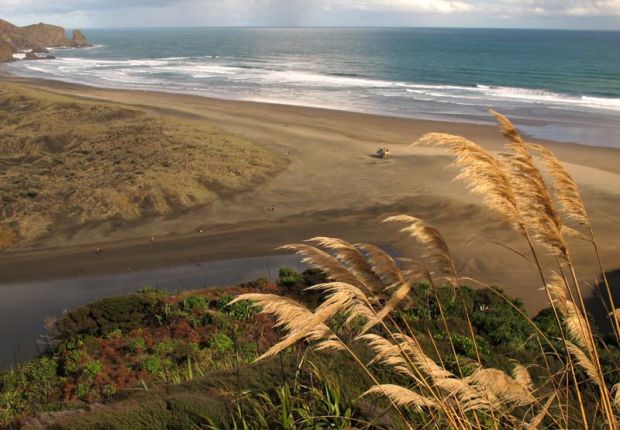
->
{"left": 0, "top": 39, "right": 13, "bottom": 62}
{"left": 0, "top": 19, "right": 91, "bottom": 62}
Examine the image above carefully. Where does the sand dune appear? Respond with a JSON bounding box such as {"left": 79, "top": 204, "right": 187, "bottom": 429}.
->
{"left": 0, "top": 83, "right": 284, "bottom": 247}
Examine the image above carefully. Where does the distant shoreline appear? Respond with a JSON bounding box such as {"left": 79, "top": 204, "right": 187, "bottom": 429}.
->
{"left": 6, "top": 64, "right": 620, "bottom": 148}
{"left": 4, "top": 26, "right": 620, "bottom": 150}
{"left": 2, "top": 69, "right": 620, "bottom": 155}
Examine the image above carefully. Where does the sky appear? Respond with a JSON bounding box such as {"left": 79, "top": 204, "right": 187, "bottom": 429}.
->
{"left": 1, "top": 0, "right": 620, "bottom": 30}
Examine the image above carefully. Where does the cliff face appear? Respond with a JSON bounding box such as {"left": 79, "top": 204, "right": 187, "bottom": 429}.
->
{"left": 0, "top": 19, "right": 91, "bottom": 62}
{"left": 0, "top": 19, "right": 18, "bottom": 55}
{"left": 15, "top": 23, "right": 72, "bottom": 48}
{"left": 0, "top": 19, "right": 18, "bottom": 36}
{"left": 0, "top": 40, "right": 14, "bottom": 62}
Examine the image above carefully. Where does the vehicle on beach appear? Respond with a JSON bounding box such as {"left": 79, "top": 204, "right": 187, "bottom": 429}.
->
{"left": 376, "top": 147, "right": 391, "bottom": 158}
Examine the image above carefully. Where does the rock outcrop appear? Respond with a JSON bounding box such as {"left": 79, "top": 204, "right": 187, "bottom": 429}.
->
{"left": 0, "top": 39, "right": 14, "bottom": 62}
{"left": 0, "top": 19, "right": 18, "bottom": 36}
{"left": 0, "top": 19, "right": 90, "bottom": 62}
{"left": 24, "top": 51, "right": 56, "bottom": 60}
{"left": 16, "top": 23, "right": 71, "bottom": 48}
{"left": 32, "top": 46, "right": 50, "bottom": 54}
{"left": 72, "top": 30, "right": 91, "bottom": 47}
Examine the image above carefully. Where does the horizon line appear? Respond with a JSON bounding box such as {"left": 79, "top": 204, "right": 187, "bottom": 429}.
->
{"left": 69, "top": 25, "right": 620, "bottom": 32}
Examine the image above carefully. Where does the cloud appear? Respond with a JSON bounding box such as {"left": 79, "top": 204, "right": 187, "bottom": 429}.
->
{"left": 1, "top": 0, "right": 619, "bottom": 28}
{"left": 564, "top": 0, "right": 620, "bottom": 15}
{"left": 0, "top": 0, "right": 192, "bottom": 14}
{"left": 329, "top": 0, "right": 474, "bottom": 14}
{"left": 2, "top": 0, "right": 619, "bottom": 16}
{"left": 475, "top": 0, "right": 620, "bottom": 17}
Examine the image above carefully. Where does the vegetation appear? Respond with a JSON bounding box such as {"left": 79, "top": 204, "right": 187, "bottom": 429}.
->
{"left": 4, "top": 268, "right": 586, "bottom": 429}
{"left": 1, "top": 112, "right": 619, "bottom": 428}
{"left": 0, "top": 83, "right": 285, "bottom": 248}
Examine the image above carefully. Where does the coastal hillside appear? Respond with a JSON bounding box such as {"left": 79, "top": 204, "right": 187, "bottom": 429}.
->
{"left": 0, "top": 40, "right": 12, "bottom": 62}
{"left": 0, "top": 84, "right": 286, "bottom": 248}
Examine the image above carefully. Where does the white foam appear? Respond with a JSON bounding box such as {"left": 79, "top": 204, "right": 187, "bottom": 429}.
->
{"left": 8, "top": 54, "right": 620, "bottom": 116}
{"left": 474, "top": 85, "right": 620, "bottom": 111}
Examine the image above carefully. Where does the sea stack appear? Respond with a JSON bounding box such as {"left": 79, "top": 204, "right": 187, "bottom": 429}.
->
{"left": 72, "top": 29, "right": 91, "bottom": 48}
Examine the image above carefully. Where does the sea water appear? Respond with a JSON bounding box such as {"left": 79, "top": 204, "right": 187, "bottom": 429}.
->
{"left": 6, "top": 27, "right": 620, "bottom": 147}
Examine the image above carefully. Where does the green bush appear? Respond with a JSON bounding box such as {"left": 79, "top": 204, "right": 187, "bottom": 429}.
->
{"left": 469, "top": 288, "right": 532, "bottom": 351}
{"left": 143, "top": 356, "right": 164, "bottom": 375}
{"left": 209, "top": 333, "right": 234, "bottom": 354}
{"left": 129, "top": 337, "right": 147, "bottom": 353}
{"left": 277, "top": 267, "right": 304, "bottom": 288}
{"left": 154, "top": 341, "right": 176, "bottom": 355}
{"left": 76, "top": 382, "right": 91, "bottom": 399}
{"left": 182, "top": 296, "right": 208, "bottom": 312}
{"left": 0, "top": 357, "right": 63, "bottom": 423}
{"left": 277, "top": 268, "right": 326, "bottom": 307}
{"left": 82, "top": 361, "right": 103, "bottom": 380}
{"left": 54, "top": 294, "right": 159, "bottom": 339}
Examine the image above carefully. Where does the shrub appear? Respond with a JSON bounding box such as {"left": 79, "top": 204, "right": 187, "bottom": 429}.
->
{"left": 54, "top": 294, "right": 158, "bottom": 339}
{"left": 182, "top": 296, "right": 208, "bottom": 312}
{"left": 277, "top": 267, "right": 304, "bottom": 289}
{"left": 129, "top": 337, "right": 147, "bottom": 353}
{"left": 209, "top": 333, "right": 234, "bottom": 354}
{"left": 76, "top": 382, "right": 91, "bottom": 399}
{"left": 143, "top": 356, "right": 164, "bottom": 375}
{"left": 82, "top": 361, "right": 103, "bottom": 380}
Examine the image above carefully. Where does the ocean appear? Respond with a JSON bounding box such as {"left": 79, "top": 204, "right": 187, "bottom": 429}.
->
{"left": 5, "top": 27, "right": 620, "bottom": 147}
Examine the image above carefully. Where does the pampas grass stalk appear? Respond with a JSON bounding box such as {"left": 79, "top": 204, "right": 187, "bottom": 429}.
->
{"left": 233, "top": 291, "right": 416, "bottom": 428}
{"left": 415, "top": 126, "right": 589, "bottom": 426}
{"left": 307, "top": 237, "right": 385, "bottom": 295}
{"left": 529, "top": 142, "right": 620, "bottom": 342}
{"left": 490, "top": 111, "right": 616, "bottom": 429}
{"left": 385, "top": 215, "right": 483, "bottom": 364}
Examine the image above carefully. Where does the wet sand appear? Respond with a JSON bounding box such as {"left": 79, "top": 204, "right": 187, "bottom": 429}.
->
{"left": 1, "top": 74, "right": 619, "bottom": 315}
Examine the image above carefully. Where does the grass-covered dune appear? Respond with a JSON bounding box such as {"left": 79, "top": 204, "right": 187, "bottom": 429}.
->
{"left": 0, "top": 83, "right": 285, "bottom": 248}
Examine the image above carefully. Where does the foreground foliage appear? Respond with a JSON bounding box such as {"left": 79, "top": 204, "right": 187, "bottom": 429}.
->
{"left": 6, "top": 267, "right": 606, "bottom": 429}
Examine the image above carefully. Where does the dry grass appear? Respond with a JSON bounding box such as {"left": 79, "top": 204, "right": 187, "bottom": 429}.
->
{"left": 0, "top": 224, "right": 18, "bottom": 249}
{"left": 236, "top": 112, "right": 620, "bottom": 429}
{"left": 0, "top": 83, "right": 285, "bottom": 249}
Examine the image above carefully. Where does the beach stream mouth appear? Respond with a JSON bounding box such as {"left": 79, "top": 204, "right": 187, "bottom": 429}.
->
{"left": 0, "top": 254, "right": 301, "bottom": 369}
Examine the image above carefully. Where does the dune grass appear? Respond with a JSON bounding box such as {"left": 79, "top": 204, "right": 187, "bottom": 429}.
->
{"left": 0, "top": 83, "right": 286, "bottom": 248}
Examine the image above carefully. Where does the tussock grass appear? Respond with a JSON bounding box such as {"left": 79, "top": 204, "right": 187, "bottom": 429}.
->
{"left": 238, "top": 112, "right": 620, "bottom": 429}
{"left": 0, "top": 83, "right": 285, "bottom": 248}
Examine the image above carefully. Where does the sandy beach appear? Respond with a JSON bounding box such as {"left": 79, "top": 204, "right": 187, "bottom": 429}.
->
{"left": 1, "top": 74, "right": 619, "bottom": 314}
